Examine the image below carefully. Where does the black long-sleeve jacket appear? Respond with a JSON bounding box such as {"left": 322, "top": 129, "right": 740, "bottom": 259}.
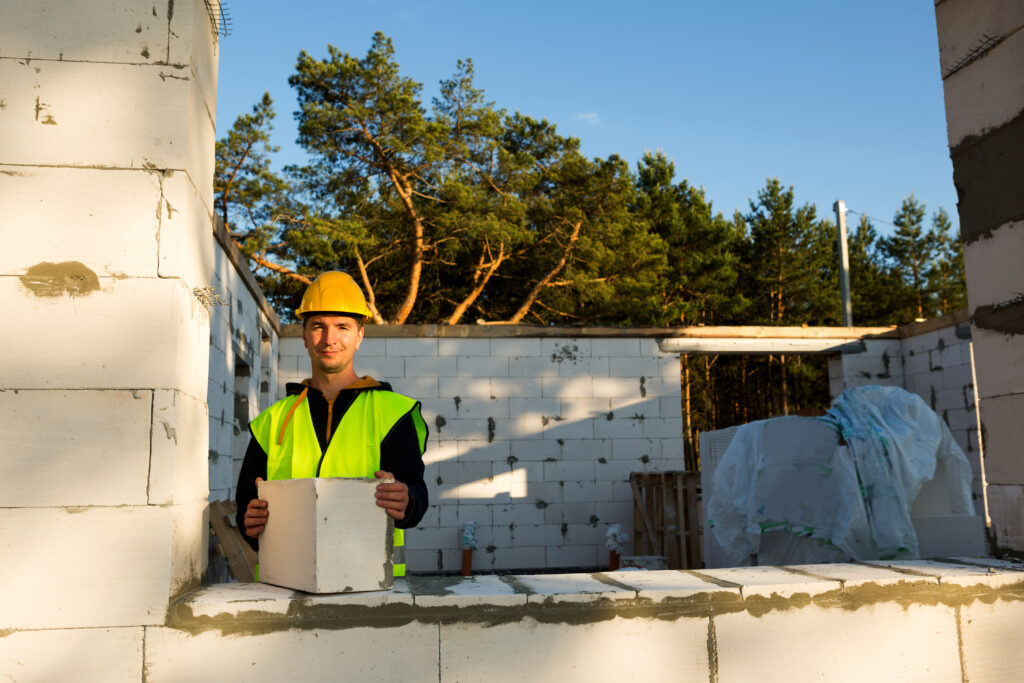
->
{"left": 235, "top": 377, "right": 429, "bottom": 551}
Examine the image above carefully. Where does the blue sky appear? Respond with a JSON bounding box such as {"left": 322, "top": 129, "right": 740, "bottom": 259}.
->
{"left": 215, "top": 1, "right": 956, "bottom": 235}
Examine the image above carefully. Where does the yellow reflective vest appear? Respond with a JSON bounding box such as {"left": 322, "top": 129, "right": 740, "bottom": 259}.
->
{"left": 250, "top": 385, "right": 428, "bottom": 578}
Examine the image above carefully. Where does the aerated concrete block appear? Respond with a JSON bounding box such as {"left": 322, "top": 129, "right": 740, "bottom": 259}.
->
{"left": 0, "top": 389, "right": 152, "bottom": 507}
{"left": 257, "top": 477, "right": 395, "bottom": 593}
{"left": 971, "top": 326, "right": 1024, "bottom": 400}
{"left": 0, "top": 506, "right": 173, "bottom": 629}
{"left": 157, "top": 171, "right": 215, "bottom": 287}
{"left": 942, "top": 29, "right": 1024, "bottom": 149}
{"left": 146, "top": 623, "right": 439, "bottom": 681}
{"left": 149, "top": 389, "right": 209, "bottom": 505}
{"left": 0, "top": 627, "right": 144, "bottom": 682}
{"left": 440, "top": 615, "right": 709, "bottom": 682}
{"left": 168, "top": 0, "right": 219, "bottom": 121}
{"left": 1, "top": 60, "right": 212, "bottom": 196}
{"left": 0, "top": 0, "right": 168, "bottom": 63}
{"left": 988, "top": 484, "right": 1024, "bottom": 551}
{"left": 715, "top": 602, "right": 961, "bottom": 681}
{"left": 978, "top": 393, "right": 1024, "bottom": 485}
{"left": 963, "top": 220, "right": 1024, "bottom": 308}
{"left": 961, "top": 595, "right": 1024, "bottom": 681}
{"left": 0, "top": 167, "right": 162, "bottom": 278}
{"left": 3, "top": 276, "right": 210, "bottom": 399}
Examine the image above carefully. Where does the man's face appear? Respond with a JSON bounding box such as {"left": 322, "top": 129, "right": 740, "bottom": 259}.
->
{"left": 301, "top": 314, "right": 364, "bottom": 376}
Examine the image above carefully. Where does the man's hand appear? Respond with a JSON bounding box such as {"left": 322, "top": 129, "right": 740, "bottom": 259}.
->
{"left": 374, "top": 470, "right": 408, "bottom": 521}
{"left": 244, "top": 477, "right": 269, "bottom": 538}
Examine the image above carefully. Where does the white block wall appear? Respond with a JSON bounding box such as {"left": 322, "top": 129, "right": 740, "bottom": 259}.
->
{"left": 206, "top": 226, "right": 279, "bottom": 502}
{"left": 936, "top": 0, "right": 1024, "bottom": 549}
{"left": 829, "top": 318, "right": 985, "bottom": 515}
{"left": 0, "top": 0, "right": 216, "bottom": 649}
{"left": 277, "top": 332, "right": 685, "bottom": 573}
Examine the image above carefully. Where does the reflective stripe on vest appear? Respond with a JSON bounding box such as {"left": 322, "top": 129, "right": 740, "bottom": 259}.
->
{"left": 250, "top": 389, "right": 426, "bottom": 579}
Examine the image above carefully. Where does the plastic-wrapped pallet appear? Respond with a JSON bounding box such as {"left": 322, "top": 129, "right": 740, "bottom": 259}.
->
{"left": 706, "top": 386, "right": 979, "bottom": 566}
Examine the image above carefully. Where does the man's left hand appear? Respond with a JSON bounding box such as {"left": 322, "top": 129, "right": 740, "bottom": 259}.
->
{"left": 374, "top": 470, "right": 408, "bottom": 521}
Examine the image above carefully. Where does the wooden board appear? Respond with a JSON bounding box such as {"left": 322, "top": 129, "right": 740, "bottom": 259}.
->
{"left": 630, "top": 471, "right": 702, "bottom": 569}
{"left": 209, "top": 499, "right": 258, "bottom": 583}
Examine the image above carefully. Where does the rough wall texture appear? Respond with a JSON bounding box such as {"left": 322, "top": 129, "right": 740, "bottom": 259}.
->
{"left": 0, "top": 0, "right": 216, "bottom": 637}
{"left": 936, "top": 0, "right": 1024, "bottom": 551}
{"left": 275, "top": 329, "right": 685, "bottom": 573}
{"left": 206, "top": 220, "right": 279, "bottom": 502}
{"left": 828, "top": 313, "right": 985, "bottom": 515}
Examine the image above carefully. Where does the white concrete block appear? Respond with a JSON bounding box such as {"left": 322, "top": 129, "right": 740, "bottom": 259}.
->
{"left": 438, "top": 376, "right": 492, "bottom": 398}
{"left": 609, "top": 395, "right": 662, "bottom": 417}
{"left": 605, "top": 569, "right": 733, "bottom": 601}
{"left": 697, "top": 566, "right": 842, "bottom": 599}
{"left": 971, "top": 326, "right": 1024, "bottom": 400}
{"left": 0, "top": 0, "right": 168, "bottom": 62}
{"left": 935, "top": 0, "right": 1024, "bottom": 78}
{"left": 961, "top": 598, "right": 1024, "bottom": 681}
{"left": 643, "top": 416, "right": 684, "bottom": 439}
{"left": 490, "top": 338, "right": 541, "bottom": 356}
{"left": 435, "top": 417, "right": 490, "bottom": 441}
{"left": 0, "top": 389, "right": 151, "bottom": 506}
{"left": 356, "top": 356, "right": 404, "bottom": 381}
{"left": 594, "top": 416, "right": 646, "bottom": 439}
{"left": 591, "top": 338, "right": 641, "bottom": 356}
{"left": 411, "top": 575, "right": 525, "bottom": 608}
{"left": 0, "top": 506, "right": 172, "bottom": 629}
{"left": 385, "top": 337, "right": 437, "bottom": 356}
{"left": 513, "top": 572, "right": 632, "bottom": 602}
{"left": 493, "top": 502, "right": 546, "bottom": 526}
{"left": 544, "top": 460, "right": 595, "bottom": 482}
{"left": 556, "top": 355, "right": 609, "bottom": 378}
{"left": 541, "top": 338, "right": 591, "bottom": 359}
{"left": 988, "top": 484, "right": 1024, "bottom": 550}
{"left": 149, "top": 389, "right": 209, "bottom": 505}
{"left": 438, "top": 338, "right": 491, "bottom": 357}
{"left": 592, "top": 376, "right": 646, "bottom": 398}
{"left": 509, "top": 396, "right": 559, "bottom": 418}
{"left": 257, "top": 478, "right": 394, "bottom": 593}
{"left": 542, "top": 376, "right": 594, "bottom": 398}
{"left": 542, "top": 501, "right": 597, "bottom": 525}
{"left": 509, "top": 523, "right": 565, "bottom": 547}
{"left": 1, "top": 60, "right": 212, "bottom": 197}
{"left": 0, "top": 167, "right": 162, "bottom": 277}
{"left": 541, "top": 417, "right": 595, "bottom": 440}
{"left": 170, "top": 500, "right": 206, "bottom": 598}
{"left": 563, "top": 481, "right": 612, "bottom": 504}
{"left": 394, "top": 376, "right": 438, "bottom": 400}
{"left": 978, "top": 393, "right": 1024, "bottom": 485}
{"left": 963, "top": 221, "right": 1024, "bottom": 308}
{"left": 455, "top": 438, "right": 510, "bottom": 462}
{"left": 3, "top": 276, "right": 209, "bottom": 399}
{"left": 546, "top": 544, "right": 599, "bottom": 567}
{"left": 508, "top": 354, "right": 558, "bottom": 378}
{"left": 168, "top": 0, "right": 220, "bottom": 121}
{"left": 458, "top": 355, "right": 509, "bottom": 377}
{"left": 487, "top": 545, "right": 546, "bottom": 570}
{"left": 715, "top": 602, "right": 961, "bottom": 681}
{"left": 943, "top": 29, "right": 1024, "bottom": 148}
{"left": 446, "top": 396, "right": 508, "bottom": 420}
{"left": 0, "top": 627, "right": 144, "bottom": 681}
{"left": 354, "top": 336, "right": 385, "bottom": 356}
{"left": 559, "top": 438, "right": 612, "bottom": 461}
{"left": 157, "top": 170, "right": 215, "bottom": 288}
{"left": 609, "top": 356, "right": 665, "bottom": 377}
{"left": 490, "top": 377, "right": 542, "bottom": 399}
{"left": 509, "top": 438, "right": 560, "bottom": 461}
{"left": 441, "top": 614, "right": 708, "bottom": 680}
{"left": 405, "top": 355, "right": 457, "bottom": 377}
{"left": 147, "top": 623, "right": 439, "bottom": 680}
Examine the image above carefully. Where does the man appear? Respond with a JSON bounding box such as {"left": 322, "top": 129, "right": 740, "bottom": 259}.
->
{"left": 235, "top": 271, "right": 428, "bottom": 577}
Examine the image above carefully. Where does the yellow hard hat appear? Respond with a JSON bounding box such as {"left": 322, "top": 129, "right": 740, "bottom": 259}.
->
{"left": 295, "top": 271, "right": 372, "bottom": 321}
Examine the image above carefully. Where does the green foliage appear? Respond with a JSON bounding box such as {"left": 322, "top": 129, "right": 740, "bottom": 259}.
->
{"left": 215, "top": 32, "right": 970, "bottom": 453}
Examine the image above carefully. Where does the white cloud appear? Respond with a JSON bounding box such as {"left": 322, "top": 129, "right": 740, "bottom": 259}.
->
{"left": 576, "top": 112, "right": 603, "bottom": 127}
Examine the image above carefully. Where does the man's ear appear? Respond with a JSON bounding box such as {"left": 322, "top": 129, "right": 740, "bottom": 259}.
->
{"left": 355, "top": 322, "right": 364, "bottom": 349}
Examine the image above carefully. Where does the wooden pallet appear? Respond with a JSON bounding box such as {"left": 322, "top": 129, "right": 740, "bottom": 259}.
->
{"left": 209, "top": 499, "right": 258, "bottom": 582}
{"left": 630, "top": 471, "right": 702, "bottom": 569}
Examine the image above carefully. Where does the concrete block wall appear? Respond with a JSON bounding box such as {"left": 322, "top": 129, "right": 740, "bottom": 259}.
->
{"left": 0, "top": 0, "right": 217, "bottom": 651}
{"left": 206, "top": 221, "right": 279, "bottom": 502}
{"left": 829, "top": 315, "right": 985, "bottom": 514}
{"left": 936, "top": 0, "right": 1024, "bottom": 551}
{"left": 276, "top": 330, "right": 685, "bottom": 573}
{"left": 85, "top": 558, "right": 1024, "bottom": 682}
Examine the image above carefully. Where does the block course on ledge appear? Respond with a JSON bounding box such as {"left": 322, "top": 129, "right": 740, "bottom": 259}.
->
{"left": 144, "top": 559, "right": 1024, "bottom": 681}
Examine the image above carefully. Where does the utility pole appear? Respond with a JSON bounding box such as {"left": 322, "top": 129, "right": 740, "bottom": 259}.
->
{"left": 834, "top": 200, "right": 853, "bottom": 326}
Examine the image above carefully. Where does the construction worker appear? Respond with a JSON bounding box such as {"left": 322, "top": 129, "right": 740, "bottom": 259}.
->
{"left": 235, "top": 271, "right": 429, "bottom": 578}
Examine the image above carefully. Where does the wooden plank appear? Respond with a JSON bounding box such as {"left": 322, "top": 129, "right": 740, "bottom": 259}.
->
{"left": 209, "top": 500, "right": 257, "bottom": 583}
{"left": 630, "top": 474, "right": 661, "bottom": 556}
{"left": 675, "top": 473, "right": 688, "bottom": 568}
{"left": 684, "top": 473, "right": 701, "bottom": 568}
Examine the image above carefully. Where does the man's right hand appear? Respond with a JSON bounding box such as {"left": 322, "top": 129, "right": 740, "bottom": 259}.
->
{"left": 244, "top": 477, "right": 268, "bottom": 538}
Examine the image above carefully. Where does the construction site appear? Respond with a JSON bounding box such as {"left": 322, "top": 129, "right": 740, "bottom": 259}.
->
{"left": 2, "top": 1, "right": 1024, "bottom": 680}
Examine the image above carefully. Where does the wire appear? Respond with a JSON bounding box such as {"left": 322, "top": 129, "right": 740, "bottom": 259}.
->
{"left": 845, "top": 209, "right": 897, "bottom": 229}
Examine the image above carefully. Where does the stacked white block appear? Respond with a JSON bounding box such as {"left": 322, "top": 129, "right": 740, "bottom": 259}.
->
{"left": 275, "top": 332, "right": 684, "bottom": 573}
{"left": 936, "top": 0, "right": 1024, "bottom": 550}
{"left": 0, "top": 0, "right": 218, "bottom": 651}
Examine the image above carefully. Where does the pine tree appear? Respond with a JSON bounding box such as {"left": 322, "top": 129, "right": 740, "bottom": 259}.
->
{"left": 927, "top": 207, "right": 966, "bottom": 315}
{"left": 880, "top": 194, "right": 933, "bottom": 322}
